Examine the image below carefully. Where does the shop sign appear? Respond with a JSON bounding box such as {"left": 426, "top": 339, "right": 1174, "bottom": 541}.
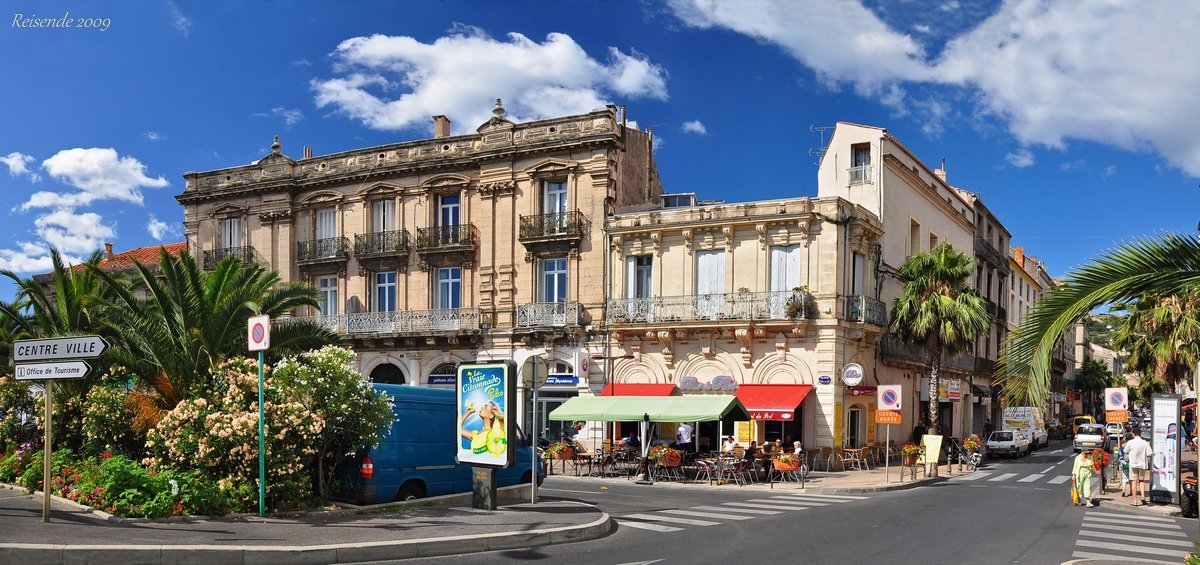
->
{"left": 429, "top": 375, "right": 456, "bottom": 385}
{"left": 750, "top": 411, "right": 794, "bottom": 421}
{"left": 544, "top": 375, "right": 578, "bottom": 386}
{"left": 679, "top": 375, "right": 738, "bottom": 392}
{"left": 841, "top": 363, "right": 864, "bottom": 386}
{"left": 849, "top": 385, "right": 877, "bottom": 397}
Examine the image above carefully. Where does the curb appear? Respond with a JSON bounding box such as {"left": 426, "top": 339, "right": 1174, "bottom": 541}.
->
{"left": 1, "top": 484, "right": 124, "bottom": 524}
{"left": 0, "top": 500, "right": 614, "bottom": 564}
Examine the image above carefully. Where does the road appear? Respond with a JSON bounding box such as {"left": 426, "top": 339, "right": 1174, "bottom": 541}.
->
{"left": 412, "top": 441, "right": 1195, "bottom": 564}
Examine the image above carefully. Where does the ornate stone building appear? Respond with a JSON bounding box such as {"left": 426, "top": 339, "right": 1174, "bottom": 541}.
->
{"left": 176, "top": 102, "right": 661, "bottom": 439}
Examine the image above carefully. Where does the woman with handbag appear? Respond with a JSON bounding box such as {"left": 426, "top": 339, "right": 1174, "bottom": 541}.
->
{"left": 1072, "top": 448, "right": 1098, "bottom": 508}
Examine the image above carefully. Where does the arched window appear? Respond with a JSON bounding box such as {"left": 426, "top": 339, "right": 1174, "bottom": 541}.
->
{"left": 370, "top": 363, "right": 405, "bottom": 385}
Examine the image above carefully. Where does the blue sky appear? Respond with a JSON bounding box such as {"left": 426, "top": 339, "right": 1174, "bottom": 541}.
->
{"left": 3, "top": 0, "right": 1200, "bottom": 299}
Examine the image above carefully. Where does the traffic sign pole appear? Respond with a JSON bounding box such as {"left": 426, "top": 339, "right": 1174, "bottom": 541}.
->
{"left": 42, "top": 380, "right": 52, "bottom": 522}
{"left": 258, "top": 350, "right": 265, "bottom": 518}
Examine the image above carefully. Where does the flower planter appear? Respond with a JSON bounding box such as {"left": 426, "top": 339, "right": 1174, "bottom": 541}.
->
{"left": 553, "top": 449, "right": 575, "bottom": 460}
{"left": 773, "top": 461, "right": 800, "bottom": 472}
{"left": 903, "top": 454, "right": 919, "bottom": 466}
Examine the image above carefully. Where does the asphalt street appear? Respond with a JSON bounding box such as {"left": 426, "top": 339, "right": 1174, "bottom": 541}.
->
{"left": 404, "top": 440, "right": 1196, "bottom": 565}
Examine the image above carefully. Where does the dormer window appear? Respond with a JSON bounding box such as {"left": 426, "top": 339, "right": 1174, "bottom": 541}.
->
{"left": 849, "top": 143, "right": 872, "bottom": 185}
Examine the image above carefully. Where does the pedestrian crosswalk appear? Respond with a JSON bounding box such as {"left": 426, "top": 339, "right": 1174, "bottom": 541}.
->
{"left": 950, "top": 470, "right": 1077, "bottom": 485}
{"left": 615, "top": 493, "right": 868, "bottom": 533}
{"left": 1070, "top": 508, "right": 1193, "bottom": 563}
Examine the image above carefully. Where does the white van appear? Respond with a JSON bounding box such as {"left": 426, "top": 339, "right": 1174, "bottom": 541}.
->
{"left": 1002, "top": 406, "right": 1048, "bottom": 449}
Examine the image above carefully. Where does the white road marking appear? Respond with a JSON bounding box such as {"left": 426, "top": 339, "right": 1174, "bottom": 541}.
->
{"left": 692, "top": 505, "right": 779, "bottom": 515}
{"left": 1074, "top": 539, "right": 1188, "bottom": 559}
{"left": 988, "top": 473, "right": 1018, "bottom": 481}
{"left": 955, "top": 472, "right": 991, "bottom": 481}
{"left": 1078, "top": 530, "right": 1194, "bottom": 548}
{"left": 1018, "top": 474, "right": 1044, "bottom": 482}
{"left": 660, "top": 508, "right": 753, "bottom": 520}
{"left": 1085, "top": 513, "right": 1182, "bottom": 525}
{"left": 749, "top": 498, "right": 827, "bottom": 507}
{"left": 616, "top": 561, "right": 665, "bottom": 565}
{"left": 623, "top": 513, "right": 720, "bottom": 527}
{"left": 617, "top": 520, "right": 683, "bottom": 533}
{"left": 721, "top": 502, "right": 798, "bottom": 512}
{"left": 1076, "top": 521, "right": 1188, "bottom": 537}
{"left": 1041, "top": 466, "right": 1056, "bottom": 473}
{"left": 1048, "top": 449, "right": 1063, "bottom": 454}
{"left": 538, "top": 487, "right": 611, "bottom": 495}
{"left": 1047, "top": 475, "right": 1072, "bottom": 484}
{"left": 787, "top": 493, "right": 867, "bottom": 500}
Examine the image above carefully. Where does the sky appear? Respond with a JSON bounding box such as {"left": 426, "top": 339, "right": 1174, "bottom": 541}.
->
{"left": 3, "top": 0, "right": 1200, "bottom": 300}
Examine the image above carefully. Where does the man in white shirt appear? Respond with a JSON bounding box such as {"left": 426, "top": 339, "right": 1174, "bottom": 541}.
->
{"left": 676, "top": 422, "right": 694, "bottom": 452}
{"left": 1124, "top": 428, "right": 1153, "bottom": 505}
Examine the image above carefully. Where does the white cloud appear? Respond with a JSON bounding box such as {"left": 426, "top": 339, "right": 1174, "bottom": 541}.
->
{"left": 21, "top": 148, "right": 169, "bottom": 211}
{"left": 1, "top": 152, "right": 41, "bottom": 182}
{"left": 681, "top": 120, "right": 707, "bottom": 134}
{"left": 1059, "top": 159, "right": 1087, "bottom": 173}
{"left": 312, "top": 26, "right": 669, "bottom": 132}
{"left": 146, "top": 214, "right": 181, "bottom": 240}
{"left": 0, "top": 242, "right": 60, "bottom": 273}
{"left": 1005, "top": 148, "right": 1035, "bottom": 168}
{"left": 667, "top": 1, "right": 1200, "bottom": 177}
{"left": 34, "top": 209, "right": 116, "bottom": 255}
{"left": 291, "top": 58, "right": 312, "bottom": 67}
{"left": 144, "top": 131, "right": 165, "bottom": 141}
{"left": 167, "top": 0, "right": 191, "bottom": 36}
{"left": 256, "top": 107, "right": 304, "bottom": 127}
{"left": 1104, "top": 165, "right": 1117, "bottom": 178}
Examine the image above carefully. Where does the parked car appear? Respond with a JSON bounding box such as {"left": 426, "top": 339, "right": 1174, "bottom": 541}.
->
{"left": 986, "top": 429, "right": 1030, "bottom": 458}
{"left": 1073, "top": 423, "right": 1109, "bottom": 453}
{"left": 1072, "top": 415, "right": 1095, "bottom": 435}
{"left": 1105, "top": 422, "right": 1124, "bottom": 443}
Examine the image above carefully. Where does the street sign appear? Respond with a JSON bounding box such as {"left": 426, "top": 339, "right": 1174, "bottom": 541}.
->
{"left": 13, "top": 336, "right": 107, "bottom": 362}
{"left": 1106, "top": 410, "right": 1129, "bottom": 423}
{"left": 876, "top": 409, "right": 902, "bottom": 424}
{"left": 1105, "top": 387, "right": 1128, "bottom": 411}
{"left": 14, "top": 361, "right": 90, "bottom": 381}
{"left": 247, "top": 315, "right": 271, "bottom": 352}
{"left": 878, "top": 384, "right": 903, "bottom": 410}
{"left": 818, "top": 375, "right": 832, "bottom": 385}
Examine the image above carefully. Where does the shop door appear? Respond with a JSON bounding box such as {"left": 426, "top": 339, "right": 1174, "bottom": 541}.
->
{"left": 847, "top": 407, "right": 862, "bottom": 447}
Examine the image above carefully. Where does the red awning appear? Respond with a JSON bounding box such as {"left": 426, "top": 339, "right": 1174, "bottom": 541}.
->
{"left": 736, "top": 384, "right": 813, "bottom": 421}
{"left": 599, "top": 383, "right": 678, "bottom": 396}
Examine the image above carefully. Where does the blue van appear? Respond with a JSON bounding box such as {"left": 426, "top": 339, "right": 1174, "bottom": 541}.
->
{"left": 333, "top": 384, "right": 542, "bottom": 504}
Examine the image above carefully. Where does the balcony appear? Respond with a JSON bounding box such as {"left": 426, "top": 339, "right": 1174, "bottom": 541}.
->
{"left": 293, "top": 307, "right": 481, "bottom": 335}
{"left": 516, "top": 302, "right": 584, "bottom": 328}
{"left": 606, "top": 290, "right": 814, "bottom": 325}
{"left": 973, "top": 237, "right": 1008, "bottom": 270}
{"left": 202, "top": 246, "right": 256, "bottom": 271}
{"left": 845, "top": 295, "right": 887, "bottom": 326}
{"left": 354, "top": 229, "right": 411, "bottom": 272}
{"left": 518, "top": 211, "right": 586, "bottom": 253}
{"left": 296, "top": 237, "right": 349, "bottom": 270}
{"left": 880, "top": 333, "right": 976, "bottom": 374}
{"left": 415, "top": 224, "right": 479, "bottom": 269}
{"left": 975, "top": 356, "right": 996, "bottom": 376}
{"left": 848, "top": 164, "right": 873, "bottom": 185}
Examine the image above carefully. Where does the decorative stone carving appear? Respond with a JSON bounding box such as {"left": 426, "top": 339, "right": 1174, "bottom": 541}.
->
{"left": 756, "top": 223, "right": 767, "bottom": 250}
{"left": 650, "top": 232, "right": 663, "bottom": 256}
{"left": 682, "top": 229, "right": 693, "bottom": 255}
{"left": 723, "top": 226, "right": 734, "bottom": 252}
{"left": 478, "top": 180, "right": 515, "bottom": 198}
{"left": 775, "top": 333, "right": 788, "bottom": 361}
{"left": 735, "top": 328, "right": 754, "bottom": 367}
{"left": 258, "top": 209, "right": 292, "bottom": 223}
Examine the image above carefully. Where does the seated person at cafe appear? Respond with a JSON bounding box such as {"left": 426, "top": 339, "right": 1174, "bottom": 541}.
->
{"left": 793, "top": 441, "right": 803, "bottom": 455}
{"left": 743, "top": 441, "right": 759, "bottom": 460}
{"left": 622, "top": 431, "right": 641, "bottom": 450}
{"left": 722, "top": 436, "right": 739, "bottom": 454}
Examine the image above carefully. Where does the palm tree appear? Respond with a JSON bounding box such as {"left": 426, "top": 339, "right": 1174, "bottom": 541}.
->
{"left": 90, "top": 248, "right": 342, "bottom": 414}
{"left": 1075, "top": 359, "right": 1113, "bottom": 417}
{"left": 1110, "top": 290, "right": 1200, "bottom": 390}
{"left": 889, "top": 242, "right": 990, "bottom": 433}
{"left": 996, "top": 233, "right": 1200, "bottom": 406}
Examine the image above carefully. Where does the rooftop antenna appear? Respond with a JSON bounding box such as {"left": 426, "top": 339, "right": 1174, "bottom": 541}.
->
{"left": 808, "top": 125, "right": 834, "bottom": 166}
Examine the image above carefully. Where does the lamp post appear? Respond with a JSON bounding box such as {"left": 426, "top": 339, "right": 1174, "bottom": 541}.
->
{"left": 636, "top": 412, "right": 654, "bottom": 485}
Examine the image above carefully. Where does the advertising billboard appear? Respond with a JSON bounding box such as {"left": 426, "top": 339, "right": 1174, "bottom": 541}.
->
{"left": 456, "top": 361, "right": 516, "bottom": 468}
{"left": 1150, "top": 394, "right": 1180, "bottom": 504}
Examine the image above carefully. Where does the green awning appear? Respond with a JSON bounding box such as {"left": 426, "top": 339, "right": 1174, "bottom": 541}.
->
{"left": 548, "top": 395, "right": 750, "bottom": 422}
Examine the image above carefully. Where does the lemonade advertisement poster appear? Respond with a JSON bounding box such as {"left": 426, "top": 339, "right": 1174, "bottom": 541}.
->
{"left": 456, "top": 362, "right": 515, "bottom": 468}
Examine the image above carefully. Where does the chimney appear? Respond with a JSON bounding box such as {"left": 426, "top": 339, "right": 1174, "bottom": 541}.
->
{"left": 935, "top": 158, "right": 947, "bottom": 183}
{"left": 104, "top": 242, "right": 114, "bottom": 262}
{"left": 1013, "top": 246, "right": 1024, "bottom": 266}
{"left": 303, "top": 146, "right": 313, "bottom": 159}
{"left": 432, "top": 115, "right": 451, "bottom": 138}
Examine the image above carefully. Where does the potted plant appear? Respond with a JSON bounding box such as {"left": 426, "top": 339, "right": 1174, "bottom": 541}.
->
{"left": 1090, "top": 448, "right": 1110, "bottom": 473}
{"left": 901, "top": 442, "right": 922, "bottom": 465}
{"left": 773, "top": 452, "right": 801, "bottom": 471}
{"left": 786, "top": 286, "right": 810, "bottom": 319}
{"left": 545, "top": 441, "right": 574, "bottom": 460}
{"left": 962, "top": 435, "right": 982, "bottom": 453}
{"left": 648, "top": 444, "right": 681, "bottom": 467}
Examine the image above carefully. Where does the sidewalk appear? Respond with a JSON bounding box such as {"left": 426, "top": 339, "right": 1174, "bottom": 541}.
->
{"left": 0, "top": 484, "right": 612, "bottom": 564}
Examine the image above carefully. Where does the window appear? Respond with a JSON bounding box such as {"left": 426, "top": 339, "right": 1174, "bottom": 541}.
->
{"left": 220, "top": 217, "right": 243, "bottom": 249}
{"left": 909, "top": 220, "right": 920, "bottom": 256}
{"left": 438, "top": 267, "right": 462, "bottom": 309}
{"left": 374, "top": 272, "right": 396, "bottom": 312}
{"left": 541, "top": 257, "right": 567, "bottom": 303}
{"left": 849, "top": 143, "right": 871, "bottom": 184}
{"left": 627, "top": 255, "right": 653, "bottom": 299}
{"left": 316, "top": 276, "right": 338, "bottom": 316}
{"left": 662, "top": 193, "right": 696, "bottom": 208}
{"left": 695, "top": 250, "right": 726, "bottom": 320}
{"left": 769, "top": 245, "right": 802, "bottom": 292}
{"left": 851, "top": 252, "right": 865, "bottom": 295}
{"left": 929, "top": 233, "right": 939, "bottom": 250}
{"left": 315, "top": 207, "right": 336, "bottom": 240}
{"left": 544, "top": 180, "right": 568, "bottom": 215}
{"left": 372, "top": 200, "right": 395, "bottom": 232}
{"left": 438, "top": 194, "right": 460, "bottom": 227}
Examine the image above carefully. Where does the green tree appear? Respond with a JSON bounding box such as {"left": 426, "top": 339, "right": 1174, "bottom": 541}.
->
{"left": 889, "top": 242, "right": 990, "bottom": 433}
{"left": 997, "top": 233, "right": 1200, "bottom": 406}
{"left": 1075, "top": 359, "right": 1113, "bottom": 417}
{"left": 91, "top": 248, "right": 341, "bottom": 415}
{"left": 273, "top": 346, "right": 394, "bottom": 499}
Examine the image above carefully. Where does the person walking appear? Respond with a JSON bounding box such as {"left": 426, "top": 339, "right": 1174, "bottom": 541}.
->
{"left": 1117, "top": 436, "right": 1131, "bottom": 497}
{"left": 1072, "top": 448, "right": 1098, "bottom": 507}
{"left": 1125, "top": 428, "right": 1153, "bottom": 506}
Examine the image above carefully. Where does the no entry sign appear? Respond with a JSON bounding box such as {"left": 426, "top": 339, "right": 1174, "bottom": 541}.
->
{"left": 248, "top": 315, "right": 271, "bottom": 352}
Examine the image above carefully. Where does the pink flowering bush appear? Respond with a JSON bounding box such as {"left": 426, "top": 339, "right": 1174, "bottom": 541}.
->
{"left": 145, "top": 357, "right": 322, "bottom": 512}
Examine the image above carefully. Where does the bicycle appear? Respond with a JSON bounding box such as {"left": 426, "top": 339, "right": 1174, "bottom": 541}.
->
{"left": 947, "top": 438, "right": 982, "bottom": 471}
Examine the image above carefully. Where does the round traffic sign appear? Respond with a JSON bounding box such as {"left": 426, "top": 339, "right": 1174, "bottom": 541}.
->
{"left": 882, "top": 389, "right": 898, "bottom": 405}
{"left": 251, "top": 323, "right": 266, "bottom": 344}
{"left": 1111, "top": 391, "right": 1124, "bottom": 406}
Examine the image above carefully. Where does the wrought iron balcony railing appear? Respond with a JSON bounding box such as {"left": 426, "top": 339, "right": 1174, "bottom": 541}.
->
{"left": 202, "top": 246, "right": 256, "bottom": 270}
{"left": 289, "top": 308, "right": 481, "bottom": 334}
{"left": 516, "top": 302, "right": 582, "bottom": 328}
{"left": 354, "top": 229, "right": 411, "bottom": 256}
{"left": 415, "top": 224, "right": 479, "bottom": 251}
{"left": 297, "top": 237, "right": 349, "bottom": 263}
{"left": 518, "top": 211, "right": 586, "bottom": 240}
{"left": 845, "top": 295, "right": 887, "bottom": 326}
{"left": 880, "top": 333, "right": 976, "bottom": 372}
{"left": 606, "top": 291, "right": 814, "bottom": 324}
{"left": 973, "top": 237, "right": 1008, "bottom": 269}
{"left": 848, "top": 164, "right": 873, "bottom": 185}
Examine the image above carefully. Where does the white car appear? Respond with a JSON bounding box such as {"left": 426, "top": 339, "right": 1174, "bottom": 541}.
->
{"left": 986, "top": 429, "right": 1031, "bottom": 458}
{"left": 1105, "top": 422, "right": 1124, "bottom": 443}
{"left": 1074, "top": 423, "right": 1108, "bottom": 453}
